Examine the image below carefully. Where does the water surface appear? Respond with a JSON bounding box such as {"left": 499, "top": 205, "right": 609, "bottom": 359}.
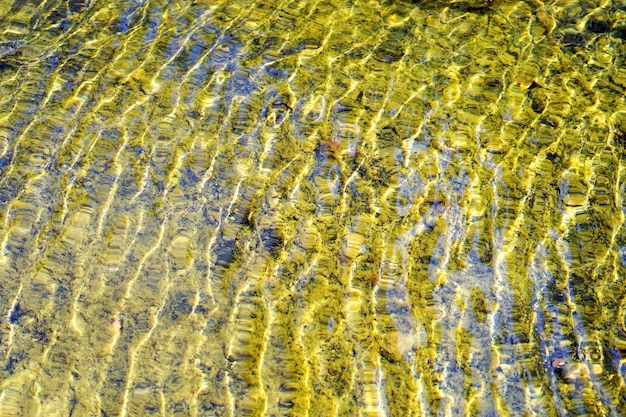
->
{"left": 1, "top": 0, "right": 626, "bottom": 415}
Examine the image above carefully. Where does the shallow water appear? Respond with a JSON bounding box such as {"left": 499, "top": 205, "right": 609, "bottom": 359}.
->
{"left": 1, "top": 0, "right": 626, "bottom": 415}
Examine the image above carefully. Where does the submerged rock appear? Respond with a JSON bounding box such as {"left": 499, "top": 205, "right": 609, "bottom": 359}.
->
{"left": 0, "top": 41, "right": 23, "bottom": 59}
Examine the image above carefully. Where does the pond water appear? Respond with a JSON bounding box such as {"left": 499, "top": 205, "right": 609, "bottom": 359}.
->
{"left": 1, "top": 0, "right": 626, "bottom": 415}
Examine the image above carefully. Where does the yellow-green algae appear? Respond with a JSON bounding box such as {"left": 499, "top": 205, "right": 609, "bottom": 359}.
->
{"left": 1, "top": 0, "right": 626, "bottom": 415}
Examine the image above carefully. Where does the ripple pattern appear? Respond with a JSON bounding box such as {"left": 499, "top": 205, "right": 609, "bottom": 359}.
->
{"left": 1, "top": 0, "right": 626, "bottom": 416}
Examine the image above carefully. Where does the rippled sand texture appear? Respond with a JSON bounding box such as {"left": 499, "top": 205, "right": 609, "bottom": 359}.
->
{"left": 1, "top": 0, "right": 626, "bottom": 415}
